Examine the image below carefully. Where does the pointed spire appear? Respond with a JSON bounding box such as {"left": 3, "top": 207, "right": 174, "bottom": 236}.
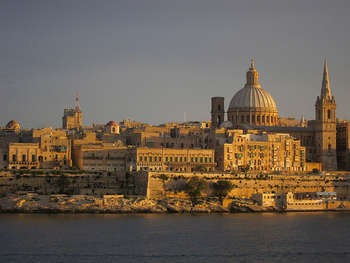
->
{"left": 321, "top": 59, "right": 331, "bottom": 98}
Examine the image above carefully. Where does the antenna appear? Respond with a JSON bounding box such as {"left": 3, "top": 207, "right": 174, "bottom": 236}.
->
{"left": 75, "top": 92, "right": 80, "bottom": 112}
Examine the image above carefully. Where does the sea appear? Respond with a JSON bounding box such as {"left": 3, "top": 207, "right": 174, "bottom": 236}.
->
{"left": 0, "top": 213, "right": 349, "bottom": 263}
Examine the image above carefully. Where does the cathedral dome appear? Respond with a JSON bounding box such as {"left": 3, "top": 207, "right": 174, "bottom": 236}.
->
{"left": 227, "top": 59, "right": 279, "bottom": 127}
{"left": 228, "top": 85, "right": 277, "bottom": 112}
{"left": 6, "top": 120, "right": 21, "bottom": 130}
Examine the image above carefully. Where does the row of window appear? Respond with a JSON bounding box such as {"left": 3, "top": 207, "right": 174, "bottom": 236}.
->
{"left": 139, "top": 156, "right": 213, "bottom": 163}
{"left": 230, "top": 115, "right": 277, "bottom": 124}
{"left": 11, "top": 154, "right": 67, "bottom": 162}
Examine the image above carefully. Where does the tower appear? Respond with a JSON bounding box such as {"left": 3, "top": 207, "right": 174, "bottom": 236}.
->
{"left": 211, "top": 97, "right": 225, "bottom": 128}
{"left": 314, "top": 60, "right": 337, "bottom": 170}
{"left": 62, "top": 94, "right": 82, "bottom": 130}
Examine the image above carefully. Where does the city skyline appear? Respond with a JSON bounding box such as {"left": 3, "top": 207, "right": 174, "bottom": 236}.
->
{"left": 1, "top": 0, "right": 349, "bottom": 128}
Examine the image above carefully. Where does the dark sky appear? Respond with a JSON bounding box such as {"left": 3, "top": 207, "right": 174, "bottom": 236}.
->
{"left": 1, "top": 0, "right": 349, "bottom": 128}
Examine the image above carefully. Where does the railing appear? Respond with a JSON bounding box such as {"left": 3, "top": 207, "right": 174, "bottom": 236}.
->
{"left": 9, "top": 161, "right": 39, "bottom": 165}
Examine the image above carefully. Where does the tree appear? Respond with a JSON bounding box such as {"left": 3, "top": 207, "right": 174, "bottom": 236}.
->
{"left": 57, "top": 174, "right": 69, "bottom": 194}
{"left": 184, "top": 176, "right": 208, "bottom": 205}
{"left": 212, "top": 180, "right": 234, "bottom": 203}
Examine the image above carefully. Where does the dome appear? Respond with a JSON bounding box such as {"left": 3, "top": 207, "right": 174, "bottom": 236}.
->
{"left": 227, "top": 59, "right": 279, "bottom": 127}
{"left": 228, "top": 86, "right": 277, "bottom": 112}
{"left": 106, "top": 120, "right": 118, "bottom": 127}
{"left": 6, "top": 120, "right": 21, "bottom": 130}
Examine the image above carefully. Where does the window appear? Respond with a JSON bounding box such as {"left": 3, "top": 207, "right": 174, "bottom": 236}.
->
{"left": 241, "top": 116, "right": 244, "bottom": 122}
{"left": 3, "top": 154, "right": 7, "bottom": 161}
{"left": 165, "top": 157, "right": 168, "bottom": 162}
{"left": 149, "top": 156, "right": 152, "bottom": 162}
{"left": 191, "top": 157, "right": 194, "bottom": 162}
{"left": 205, "top": 157, "right": 208, "bottom": 163}
{"left": 175, "top": 157, "right": 178, "bottom": 162}
{"left": 195, "top": 157, "right": 198, "bottom": 162}
{"left": 328, "top": 110, "right": 331, "bottom": 119}
{"left": 139, "top": 156, "right": 142, "bottom": 161}
{"left": 209, "top": 158, "right": 212, "bottom": 162}
{"left": 200, "top": 157, "right": 203, "bottom": 163}
{"left": 170, "top": 157, "right": 173, "bottom": 162}
{"left": 246, "top": 115, "right": 250, "bottom": 122}
{"left": 32, "top": 155, "right": 36, "bottom": 162}
{"left": 184, "top": 157, "right": 187, "bottom": 162}
{"left": 144, "top": 157, "right": 147, "bottom": 162}
{"left": 22, "top": 155, "right": 26, "bottom": 162}
{"left": 159, "top": 157, "right": 162, "bottom": 161}
{"left": 179, "top": 157, "right": 183, "bottom": 162}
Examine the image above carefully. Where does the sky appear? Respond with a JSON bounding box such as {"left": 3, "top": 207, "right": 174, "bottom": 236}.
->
{"left": 0, "top": 0, "right": 349, "bottom": 128}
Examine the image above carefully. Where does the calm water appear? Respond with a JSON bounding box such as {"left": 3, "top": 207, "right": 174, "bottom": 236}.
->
{"left": 1, "top": 213, "right": 350, "bottom": 263}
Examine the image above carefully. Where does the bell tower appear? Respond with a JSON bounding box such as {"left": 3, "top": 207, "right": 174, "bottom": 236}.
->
{"left": 314, "top": 60, "right": 337, "bottom": 170}
{"left": 211, "top": 97, "right": 225, "bottom": 128}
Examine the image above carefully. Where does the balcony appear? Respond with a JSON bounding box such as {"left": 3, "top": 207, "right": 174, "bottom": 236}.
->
{"left": 10, "top": 161, "right": 39, "bottom": 165}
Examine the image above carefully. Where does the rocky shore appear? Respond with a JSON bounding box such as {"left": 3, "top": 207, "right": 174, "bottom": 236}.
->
{"left": 5, "top": 194, "right": 335, "bottom": 214}
{"left": 0, "top": 194, "right": 236, "bottom": 214}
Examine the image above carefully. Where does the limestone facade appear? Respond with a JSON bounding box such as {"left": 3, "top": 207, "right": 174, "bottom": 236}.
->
{"left": 215, "top": 132, "right": 306, "bottom": 172}
{"left": 132, "top": 147, "right": 215, "bottom": 172}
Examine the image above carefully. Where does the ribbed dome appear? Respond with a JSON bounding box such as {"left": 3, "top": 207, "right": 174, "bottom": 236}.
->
{"left": 228, "top": 86, "right": 277, "bottom": 112}
{"left": 228, "top": 59, "right": 278, "bottom": 113}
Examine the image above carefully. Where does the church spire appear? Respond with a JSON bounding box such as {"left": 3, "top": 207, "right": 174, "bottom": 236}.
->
{"left": 321, "top": 59, "right": 331, "bottom": 98}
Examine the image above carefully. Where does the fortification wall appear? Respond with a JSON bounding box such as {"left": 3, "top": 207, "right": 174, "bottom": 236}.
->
{"left": 145, "top": 171, "right": 350, "bottom": 200}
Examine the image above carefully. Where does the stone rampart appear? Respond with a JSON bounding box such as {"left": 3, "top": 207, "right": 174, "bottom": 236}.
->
{"left": 145, "top": 171, "right": 350, "bottom": 200}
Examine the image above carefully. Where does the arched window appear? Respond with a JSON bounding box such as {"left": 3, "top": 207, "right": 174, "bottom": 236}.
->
{"left": 327, "top": 110, "right": 331, "bottom": 119}
{"left": 328, "top": 144, "right": 332, "bottom": 152}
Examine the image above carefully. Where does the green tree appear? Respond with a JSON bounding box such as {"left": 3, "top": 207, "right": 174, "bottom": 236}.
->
{"left": 184, "top": 176, "right": 208, "bottom": 205}
{"left": 57, "top": 174, "right": 69, "bottom": 194}
{"left": 212, "top": 180, "right": 234, "bottom": 203}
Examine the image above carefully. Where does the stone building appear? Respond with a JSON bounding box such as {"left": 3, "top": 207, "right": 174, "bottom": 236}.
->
{"left": 211, "top": 59, "right": 337, "bottom": 171}
{"left": 131, "top": 147, "right": 215, "bottom": 172}
{"left": 215, "top": 132, "right": 307, "bottom": 172}
{"left": 7, "top": 127, "right": 71, "bottom": 169}
{"left": 62, "top": 95, "right": 82, "bottom": 130}
{"left": 336, "top": 120, "right": 350, "bottom": 170}
{"left": 73, "top": 142, "right": 129, "bottom": 172}
{"left": 8, "top": 143, "right": 40, "bottom": 169}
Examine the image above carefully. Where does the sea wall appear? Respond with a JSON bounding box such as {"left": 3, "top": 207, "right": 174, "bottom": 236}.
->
{"left": 145, "top": 171, "right": 350, "bottom": 200}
